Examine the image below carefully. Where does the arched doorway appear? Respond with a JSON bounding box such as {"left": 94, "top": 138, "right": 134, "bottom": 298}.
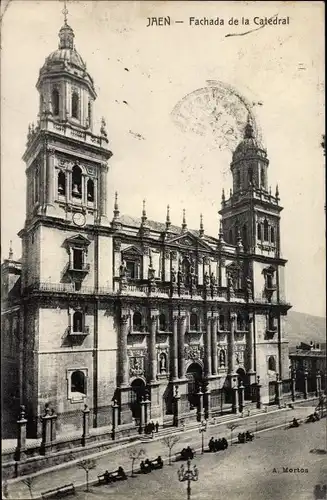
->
{"left": 130, "top": 378, "right": 146, "bottom": 422}
{"left": 237, "top": 368, "right": 251, "bottom": 400}
{"left": 186, "top": 363, "right": 203, "bottom": 409}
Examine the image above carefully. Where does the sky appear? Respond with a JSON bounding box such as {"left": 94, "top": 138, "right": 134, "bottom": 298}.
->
{"left": 1, "top": 0, "right": 325, "bottom": 317}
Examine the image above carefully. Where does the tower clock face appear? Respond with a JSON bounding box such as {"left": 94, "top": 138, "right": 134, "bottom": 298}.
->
{"left": 171, "top": 80, "right": 260, "bottom": 152}
{"left": 73, "top": 212, "right": 86, "bottom": 227}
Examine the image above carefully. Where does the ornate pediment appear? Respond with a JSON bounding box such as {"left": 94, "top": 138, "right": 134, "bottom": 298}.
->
{"left": 122, "top": 245, "right": 143, "bottom": 256}
{"left": 167, "top": 232, "right": 212, "bottom": 251}
{"left": 64, "top": 234, "right": 91, "bottom": 248}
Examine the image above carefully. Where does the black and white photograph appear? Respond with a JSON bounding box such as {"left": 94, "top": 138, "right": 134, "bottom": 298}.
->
{"left": 1, "top": 1, "right": 326, "bottom": 499}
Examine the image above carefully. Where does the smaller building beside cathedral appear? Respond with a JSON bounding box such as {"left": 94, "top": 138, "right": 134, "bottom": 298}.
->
{"left": 1, "top": 18, "right": 291, "bottom": 438}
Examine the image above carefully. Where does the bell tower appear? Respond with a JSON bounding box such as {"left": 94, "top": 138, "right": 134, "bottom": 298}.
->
{"left": 20, "top": 11, "right": 112, "bottom": 290}
{"left": 219, "top": 116, "right": 282, "bottom": 256}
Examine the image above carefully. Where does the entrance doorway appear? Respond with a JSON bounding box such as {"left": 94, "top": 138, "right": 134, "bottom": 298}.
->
{"left": 130, "top": 378, "right": 146, "bottom": 422}
{"left": 237, "top": 368, "right": 251, "bottom": 400}
{"left": 186, "top": 363, "right": 203, "bottom": 409}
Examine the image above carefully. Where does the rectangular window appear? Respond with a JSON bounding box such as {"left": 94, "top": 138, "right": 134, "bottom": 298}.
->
{"left": 73, "top": 248, "right": 83, "bottom": 270}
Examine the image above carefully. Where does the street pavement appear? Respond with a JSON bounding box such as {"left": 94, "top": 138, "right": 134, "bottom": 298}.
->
{"left": 71, "top": 418, "right": 327, "bottom": 500}
{"left": 5, "top": 404, "right": 323, "bottom": 499}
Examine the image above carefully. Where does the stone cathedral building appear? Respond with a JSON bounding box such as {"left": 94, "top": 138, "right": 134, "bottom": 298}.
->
{"left": 2, "top": 19, "right": 291, "bottom": 438}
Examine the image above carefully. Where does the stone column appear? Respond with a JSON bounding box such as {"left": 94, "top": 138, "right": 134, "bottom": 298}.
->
{"left": 303, "top": 371, "right": 308, "bottom": 399}
{"left": 232, "top": 379, "right": 239, "bottom": 414}
{"left": 139, "top": 397, "right": 145, "bottom": 433}
{"left": 211, "top": 315, "right": 218, "bottom": 376}
{"left": 256, "top": 376, "right": 262, "bottom": 409}
{"left": 228, "top": 313, "right": 237, "bottom": 376}
{"left": 239, "top": 383, "right": 245, "bottom": 413}
{"left": 275, "top": 374, "right": 283, "bottom": 408}
{"left": 172, "top": 314, "right": 179, "bottom": 380}
{"left": 119, "top": 314, "right": 130, "bottom": 387}
{"left": 111, "top": 399, "right": 119, "bottom": 440}
{"left": 40, "top": 404, "right": 53, "bottom": 455}
{"left": 197, "top": 389, "right": 204, "bottom": 422}
{"left": 204, "top": 389, "right": 211, "bottom": 420}
{"left": 316, "top": 371, "right": 322, "bottom": 397}
{"left": 15, "top": 406, "right": 27, "bottom": 462}
{"left": 82, "top": 404, "right": 90, "bottom": 446}
{"left": 150, "top": 313, "right": 158, "bottom": 382}
{"left": 204, "top": 316, "right": 212, "bottom": 377}
{"left": 247, "top": 313, "right": 256, "bottom": 385}
{"left": 291, "top": 371, "right": 296, "bottom": 401}
{"left": 46, "top": 149, "right": 55, "bottom": 205}
{"left": 82, "top": 173, "right": 87, "bottom": 205}
{"left": 50, "top": 410, "right": 57, "bottom": 443}
{"left": 178, "top": 316, "right": 186, "bottom": 379}
{"left": 99, "top": 166, "right": 108, "bottom": 217}
{"left": 173, "top": 386, "right": 181, "bottom": 427}
{"left": 144, "top": 395, "right": 151, "bottom": 424}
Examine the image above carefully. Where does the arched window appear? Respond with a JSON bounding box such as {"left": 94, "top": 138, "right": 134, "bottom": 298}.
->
{"left": 236, "top": 170, "right": 241, "bottom": 189}
{"left": 229, "top": 229, "right": 233, "bottom": 244}
{"left": 248, "top": 167, "right": 253, "bottom": 185}
{"left": 71, "top": 91, "right": 79, "bottom": 119}
{"left": 242, "top": 224, "right": 247, "bottom": 249}
{"left": 219, "top": 314, "right": 225, "bottom": 331}
{"left": 271, "top": 227, "right": 275, "bottom": 243}
{"left": 263, "top": 220, "right": 269, "bottom": 241}
{"left": 268, "top": 356, "right": 276, "bottom": 372}
{"left": 219, "top": 350, "right": 226, "bottom": 367}
{"left": 159, "top": 313, "right": 166, "bottom": 332}
{"left": 73, "top": 311, "right": 83, "bottom": 332}
{"left": 190, "top": 313, "right": 198, "bottom": 331}
{"left": 58, "top": 171, "right": 66, "bottom": 196}
{"left": 71, "top": 370, "right": 86, "bottom": 395}
{"left": 237, "top": 313, "right": 244, "bottom": 331}
{"left": 72, "top": 165, "right": 82, "bottom": 198}
{"left": 261, "top": 166, "right": 265, "bottom": 188}
{"left": 133, "top": 312, "right": 142, "bottom": 331}
{"left": 52, "top": 88, "right": 59, "bottom": 116}
{"left": 87, "top": 179, "right": 94, "bottom": 202}
{"left": 257, "top": 223, "right": 262, "bottom": 240}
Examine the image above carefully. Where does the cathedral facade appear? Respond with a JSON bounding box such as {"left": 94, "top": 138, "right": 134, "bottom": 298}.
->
{"left": 1, "top": 20, "right": 291, "bottom": 438}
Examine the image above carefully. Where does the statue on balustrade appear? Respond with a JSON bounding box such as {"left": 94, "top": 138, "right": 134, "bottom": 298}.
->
{"left": 246, "top": 276, "right": 253, "bottom": 299}
{"left": 204, "top": 272, "right": 210, "bottom": 288}
{"left": 119, "top": 260, "right": 127, "bottom": 279}
{"left": 227, "top": 274, "right": 235, "bottom": 298}
{"left": 171, "top": 267, "right": 177, "bottom": 283}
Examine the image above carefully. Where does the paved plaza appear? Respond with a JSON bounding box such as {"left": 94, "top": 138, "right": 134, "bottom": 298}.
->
{"left": 5, "top": 405, "right": 326, "bottom": 500}
{"left": 73, "top": 419, "right": 326, "bottom": 500}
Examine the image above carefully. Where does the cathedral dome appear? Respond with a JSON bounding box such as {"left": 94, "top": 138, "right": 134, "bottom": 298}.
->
{"left": 41, "top": 23, "right": 86, "bottom": 72}
{"left": 233, "top": 119, "right": 267, "bottom": 161}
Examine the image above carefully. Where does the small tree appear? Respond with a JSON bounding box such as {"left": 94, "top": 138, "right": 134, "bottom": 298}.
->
{"left": 226, "top": 423, "right": 239, "bottom": 446}
{"left": 77, "top": 458, "right": 96, "bottom": 492}
{"left": 162, "top": 435, "right": 180, "bottom": 465}
{"left": 129, "top": 447, "right": 145, "bottom": 477}
{"left": 22, "top": 477, "right": 34, "bottom": 499}
{"left": 2, "top": 480, "right": 9, "bottom": 499}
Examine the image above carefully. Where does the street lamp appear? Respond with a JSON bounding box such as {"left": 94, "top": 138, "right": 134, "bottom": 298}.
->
{"left": 177, "top": 458, "right": 199, "bottom": 500}
{"left": 199, "top": 420, "right": 207, "bottom": 454}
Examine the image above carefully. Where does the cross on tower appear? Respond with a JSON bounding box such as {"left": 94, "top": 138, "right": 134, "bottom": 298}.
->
{"left": 62, "top": 0, "right": 68, "bottom": 25}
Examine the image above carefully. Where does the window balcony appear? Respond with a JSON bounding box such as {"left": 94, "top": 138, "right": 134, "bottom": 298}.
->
{"left": 68, "top": 325, "right": 90, "bottom": 336}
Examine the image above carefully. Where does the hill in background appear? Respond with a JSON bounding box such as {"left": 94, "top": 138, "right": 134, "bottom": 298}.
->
{"left": 284, "top": 310, "right": 326, "bottom": 348}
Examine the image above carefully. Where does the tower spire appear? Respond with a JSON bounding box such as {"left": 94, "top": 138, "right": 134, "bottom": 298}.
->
{"left": 62, "top": 0, "right": 68, "bottom": 26}
{"left": 8, "top": 240, "right": 13, "bottom": 260}
{"left": 165, "top": 205, "right": 171, "bottom": 230}
{"left": 113, "top": 191, "right": 120, "bottom": 219}
{"left": 199, "top": 213, "right": 204, "bottom": 237}
{"left": 141, "top": 199, "right": 147, "bottom": 224}
{"left": 182, "top": 209, "right": 187, "bottom": 232}
{"left": 244, "top": 113, "right": 254, "bottom": 139}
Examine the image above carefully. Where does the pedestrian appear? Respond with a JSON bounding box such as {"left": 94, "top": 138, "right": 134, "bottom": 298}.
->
{"left": 155, "top": 421, "right": 159, "bottom": 433}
